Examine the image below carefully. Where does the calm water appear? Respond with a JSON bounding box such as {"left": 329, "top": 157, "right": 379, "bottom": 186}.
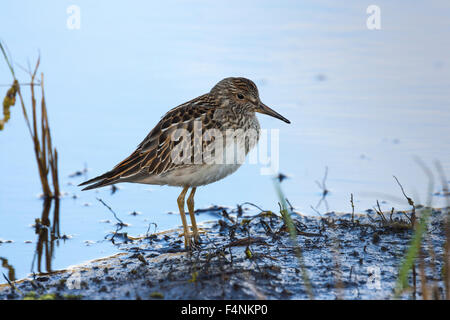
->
{"left": 1, "top": 1, "right": 450, "bottom": 283}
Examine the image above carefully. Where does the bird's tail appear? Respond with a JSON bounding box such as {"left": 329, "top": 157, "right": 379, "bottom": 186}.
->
{"left": 79, "top": 150, "right": 144, "bottom": 190}
{"left": 78, "top": 171, "right": 117, "bottom": 191}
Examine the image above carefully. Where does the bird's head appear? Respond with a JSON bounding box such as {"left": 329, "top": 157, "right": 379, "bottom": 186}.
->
{"left": 210, "top": 77, "right": 290, "bottom": 124}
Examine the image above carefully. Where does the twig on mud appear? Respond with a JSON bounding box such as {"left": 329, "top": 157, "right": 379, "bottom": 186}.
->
{"left": 285, "top": 198, "right": 295, "bottom": 212}
{"left": 350, "top": 194, "right": 355, "bottom": 223}
{"left": 241, "top": 202, "right": 266, "bottom": 213}
{"left": 373, "top": 200, "right": 388, "bottom": 224}
{"left": 96, "top": 198, "right": 127, "bottom": 243}
{"left": 96, "top": 198, "right": 125, "bottom": 226}
{"left": 393, "top": 176, "right": 416, "bottom": 224}
{"left": 145, "top": 222, "right": 158, "bottom": 238}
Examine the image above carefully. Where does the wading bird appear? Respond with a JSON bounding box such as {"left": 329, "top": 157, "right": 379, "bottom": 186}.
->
{"left": 80, "top": 77, "right": 290, "bottom": 248}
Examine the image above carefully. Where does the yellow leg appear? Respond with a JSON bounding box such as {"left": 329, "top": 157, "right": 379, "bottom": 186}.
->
{"left": 187, "top": 187, "right": 199, "bottom": 243}
{"left": 177, "top": 186, "right": 190, "bottom": 248}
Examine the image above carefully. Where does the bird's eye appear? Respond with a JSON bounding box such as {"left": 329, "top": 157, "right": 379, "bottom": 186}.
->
{"left": 237, "top": 93, "right": 244, "bottom": 100}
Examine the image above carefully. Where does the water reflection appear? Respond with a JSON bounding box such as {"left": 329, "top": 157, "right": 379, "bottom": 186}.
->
{"left": 0, "top": 257, "right": 16, "bottom": 282}
{"left": 31, "top": 198, "right": 60, "bottom": 274}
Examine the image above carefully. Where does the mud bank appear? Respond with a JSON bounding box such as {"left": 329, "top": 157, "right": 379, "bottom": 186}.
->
{"left": 0, "top": 206, "right": 447, "bottom": 300}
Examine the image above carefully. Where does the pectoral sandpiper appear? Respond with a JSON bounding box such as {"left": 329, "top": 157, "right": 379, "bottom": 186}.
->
{"left": 79, "top": 77, "right": 290, "bottom": 248}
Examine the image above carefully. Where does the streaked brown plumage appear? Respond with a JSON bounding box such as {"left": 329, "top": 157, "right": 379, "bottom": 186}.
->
{"left": 79, "top": 77, "right": 290, "bottom": 248}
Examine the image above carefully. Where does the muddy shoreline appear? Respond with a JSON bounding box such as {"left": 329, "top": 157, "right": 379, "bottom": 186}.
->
{"left": 0, "top": 206, "right": 447, "bottom": 300}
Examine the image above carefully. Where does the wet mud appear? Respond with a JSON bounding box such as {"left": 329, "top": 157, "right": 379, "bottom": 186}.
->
{"left": 0, "top": 205, "right": 447, "bottom": 300}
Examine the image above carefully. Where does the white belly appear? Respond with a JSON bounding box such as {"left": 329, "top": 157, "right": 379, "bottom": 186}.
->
{"left": 138, "top": 163, "right": 242, "bottom": 187}
{"left": 169, "top": 163, "right": 241, "bottom": 186}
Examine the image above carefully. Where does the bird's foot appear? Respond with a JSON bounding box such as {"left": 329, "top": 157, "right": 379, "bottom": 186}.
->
{"left": 191, "top": 227, "right": 208, "bottom": 245}
{"left": 178, "top": 228, "right": 207, "bottom": 249}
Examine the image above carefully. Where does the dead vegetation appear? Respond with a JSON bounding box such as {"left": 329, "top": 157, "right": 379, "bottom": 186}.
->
{"left": 0, "top": 41, "right": 60, "bottom": 199}
{"left": 1, "top": 42, "right": 62, "bottom": 280}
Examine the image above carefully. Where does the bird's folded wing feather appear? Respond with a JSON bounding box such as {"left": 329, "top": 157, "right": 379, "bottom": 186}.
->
{"left": 106, "top": 94, "right": 220, "bottom": 181}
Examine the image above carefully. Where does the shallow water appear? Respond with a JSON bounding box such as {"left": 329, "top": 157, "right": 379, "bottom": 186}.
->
{"left": 1, "top": 1, "right": 450, "bottom": 284}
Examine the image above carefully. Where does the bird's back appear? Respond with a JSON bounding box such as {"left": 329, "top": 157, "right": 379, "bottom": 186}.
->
{"left": 79, "top": 93, "right": 256, "bottom": 189}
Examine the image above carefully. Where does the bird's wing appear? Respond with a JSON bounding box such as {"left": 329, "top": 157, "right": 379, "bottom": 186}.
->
{"left": 79, "top": 94, "right": 219, "bottom": 190}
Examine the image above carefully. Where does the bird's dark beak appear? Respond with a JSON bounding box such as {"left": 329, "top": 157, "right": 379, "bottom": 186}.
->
{"left": 256, "top": 102, "right": 290, "bottom": 124}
